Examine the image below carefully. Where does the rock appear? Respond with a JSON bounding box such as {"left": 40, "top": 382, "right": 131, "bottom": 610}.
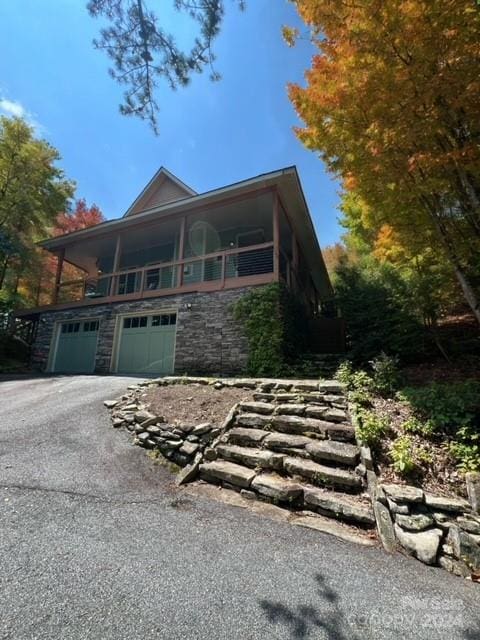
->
{"left": 230, "top": 379, "right": 257, "bottom": 389}
{"left": 303, "top": 487, "right": 375, "bottom": 526}
{"left": 104, "top": 400, "right": 118, "bottom": 409}
{"left": 293, "top": 382, "right": 319, "bottom": 392}
{"left": 133, "top": 410, "right": 154, "bottom": 423}
{"left": 466, "top": 472, "right": 480, "bottom": 513}
{"left": 251, "top": 473, "right": 303, "bottom": 502}
{"left": 283, "top": 457, "right": 362, "bottom": 489}
{"left": 199, "top": 460, "right": 256, "bottom": 488}
{"left": 146, "top": 425, "right": 162, "bottom": 435}
{"left": 394, "top": 524, "right": 442, "bottom": 565}
{"left": 180, "top": 441, "right": 200, "bottom": 457}
{"left": 424, "top": 493, "right": 470, "bottom": 513}
{"left": 228, "top": 427, "right": 268, "bottom": 446}
{"left": 395, "top": 513, "right": 434, "bottom": 532}
{"left": 306, "top": 407, "right": 348, "bottom": 423}
{"left": 263, "top": 432, "right": 311, "bottom": 450}
{"left": 123, "top": 403, "right": 138, "bottom": 411}
{"left": 236, "top": 413, "right": 271, "bottom": 428}
{"left": 176, "top": 452, "right": 202, "bottom": 485}
{"left": 432, "top": 511, "right": 450, "bottom": 524}
{"left": 355, "top": 463, "right": 366, "bottom": 478}
{"left": 253, "top": 392, "right": 275, "bottom": 402}
{"left": 203, "top": 447, "right": 217, "bottom": 461}
{"left": 374, "top": 500, "right": 396, "bottom": 552}
{"left": 240, "top": 489, "right": 256, "bottom": 500}
{"left": 164, "top": 440, "right": 182, "bottom": 450}
{"left": 387, "top": 498, "right": 409, "bottom": 515}
{"left": 177, "top": 423, "right": 195, "bottom": 434}
{"left": 216, "top": 444, "right": 284, "bottom": 471}
{"left": 239, "top": 401, "right": 274, "bottom": 415}
{"left": 447, "top": 525, "right": 480, "bottom": 570}
{"left": 271, "top": 415, "right": 329, "bottom": 436}
{"left": 456, "top": 516, "right": 480, "bottom": 535}
{"left": 112, "top": 418, "right": 124, "bottom": 428}
{"left": 274, "top": 404, "right": 306, "bottom": 416}
{"left": 186, "top": 434, "right": 200, "bottom": 443}
{"left": 325, "top": 424, "right": 356, "bottom": 442}
{"left": 137, "top": 432, "right": 150, "bottom": 445}
{"left": 318, "top": 381, "right": 345, "bottom": 394}
{"left": 213, "top": 381, "right": 223, "bottom": 389}
{"left": 192, "top": 422, "right": 212, "bottom": 436}
{"left": 381, "top": 484, "right": 424, "bottom": 504}
{"left": 305, "top": 440, "right": 359, "bottom": 466}
{"left": 360, "top": 446, "right": 374, "bottom": 471}
{"left": 438, "top": 555, "right": 472, "bottom": 578}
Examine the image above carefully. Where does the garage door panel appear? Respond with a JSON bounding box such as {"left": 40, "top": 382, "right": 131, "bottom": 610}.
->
{"left": 53, "top": 321, "right": 99, "bottom": 373}
{"left": 117, "top": 314, "right": 176, "bottom": 374}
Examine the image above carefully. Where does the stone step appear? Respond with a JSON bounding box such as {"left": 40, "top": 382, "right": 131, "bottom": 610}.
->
{"left": 273, "top": 404, "right": 307, "bottom": 416}
{"left": 303, "top": 486, "right": 375, "bottom": 527}
{"left": 199, "top": 460, "right": 256, "bottom": 489}
{"left": 251, "top": 473, "right": 303, "bottom": 503}
{"left": 263, "top": 432, "right": 313, "bottom": 451}
{"left": 305, "top": 406, "right": 348, "bottom": 423}
{"left": 235, "top": 413, "right": 271, "bottom": 429}
{"left": 284, "top": 457, "right": 362, "bottom": 490}
{"left": 227, "top": 427, "right": 268, "bottom": 446}
{"left": 305, "top": 440, "right": 359, "bottom": 466}
{"left": 216, "top": 444, "right": 284, "bottom": 471}
{"left": 271, "top": 415, "right": 355, "bottom": 441}
{"left": 238, "top": 401, "right": 274, "bottom": 415}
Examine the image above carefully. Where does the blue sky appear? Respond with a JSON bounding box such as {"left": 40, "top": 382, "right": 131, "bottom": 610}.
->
{"left": 0, "top": 0, "right": 342, "bottom": 247}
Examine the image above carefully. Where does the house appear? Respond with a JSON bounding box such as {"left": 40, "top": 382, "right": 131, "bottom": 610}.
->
{"left": 17, "top": 166, "right": 335, "bottom": 375}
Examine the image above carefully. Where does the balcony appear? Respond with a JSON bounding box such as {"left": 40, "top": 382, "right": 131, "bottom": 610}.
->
{"left": 56, "top": 243, "right": 275, "bottom": 305}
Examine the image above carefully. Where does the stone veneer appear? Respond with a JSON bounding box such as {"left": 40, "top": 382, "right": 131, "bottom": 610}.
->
{"left": 31, "top": 287, "right": 251, "bottom": 375}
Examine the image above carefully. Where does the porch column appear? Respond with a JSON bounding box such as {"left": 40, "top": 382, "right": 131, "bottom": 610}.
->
{"left": 52, "top": 248, "right": 65, "bottom": 305}
{"left": 177, "top": 216, "right": 186, "bottom": 287}
{"left": 109, "top": 234, "right": 122, "bottom": 297}
{"left": 273, "top": 192, "right": 280, "bottom": 280}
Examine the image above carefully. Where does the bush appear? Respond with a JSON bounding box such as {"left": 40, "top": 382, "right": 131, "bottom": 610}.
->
{"left": 333, "top": 260, "right": 426, "bottom": 364}
{"left": 356, "top": 409, "right": 390, "bottom": 449}
{"left": 369, "top": 353, "right": 403, "bottom": 397}
{"left": 399, "top": 381, "right": 480, "bottom": 435}
{"left": 402, "top": 416, "right": 435, "bottom": 438}
{"left": 390, "top": 435, "right": 417, "bottom": 476}
{"left": 450, "top": 426, "right": 480, "bottom": 473}
{"left": 232, "top": 283, "right": 309, "bottom": 377}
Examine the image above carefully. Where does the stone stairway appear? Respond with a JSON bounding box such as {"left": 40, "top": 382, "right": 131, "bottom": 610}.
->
{"left": 198, "top": 381, "right": 375, "bottom": 530}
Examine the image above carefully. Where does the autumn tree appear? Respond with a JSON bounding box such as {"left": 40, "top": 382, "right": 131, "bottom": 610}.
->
{"left": 287, "top": 0, "right": 480, "bottom": 324}
{"left": 0, "top": 116, "right": 74, "bottom": 308}
{"left": 27, "top": 200, "right": 105, "bottom": 307}
{"left": 88, "top": 0, "right": 245, "bottom": 132}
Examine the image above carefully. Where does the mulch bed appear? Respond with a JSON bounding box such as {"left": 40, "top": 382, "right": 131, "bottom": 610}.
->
{"left": 143, "top": 383, "right": 253, "bottom": 427}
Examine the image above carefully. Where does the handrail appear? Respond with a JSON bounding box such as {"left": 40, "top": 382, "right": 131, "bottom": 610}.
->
{"left": 57, "top": 242, "right": 275, "bottom": 294}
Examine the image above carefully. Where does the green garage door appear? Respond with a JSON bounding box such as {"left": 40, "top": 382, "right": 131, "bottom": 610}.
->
{"left": 117, "top": 313, "right": 176, "bottom": 374}
{"left": 53, "top": 320, "right": 99, "bottom": 373}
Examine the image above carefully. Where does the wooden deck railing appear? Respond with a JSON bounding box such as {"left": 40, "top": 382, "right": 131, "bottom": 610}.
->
{"left": 55, "top": 242, "right": 275, "bottom": 305}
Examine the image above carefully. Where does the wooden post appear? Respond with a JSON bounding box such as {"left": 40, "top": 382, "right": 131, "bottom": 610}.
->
{"left": 273, "top": 192, "right": 280, "bottom": 281}
{"left": 109, "top": 234, "right": 122, "bottom": 297}
{"left": 52, "top": 249, "right": 65, "bottom": 304}
{"left": 177, "top": 216, "right": 186, "bottom": 288}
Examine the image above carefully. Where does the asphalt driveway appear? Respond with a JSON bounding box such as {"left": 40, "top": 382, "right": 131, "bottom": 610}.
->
{"left": 0, "top": 374, "right": 478, "bottom": 640}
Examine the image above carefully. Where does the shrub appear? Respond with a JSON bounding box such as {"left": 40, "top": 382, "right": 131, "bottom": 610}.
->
{"left": 232, "top": 283, "right": 308, "bottom": 377}
{"left": 356, "top": 409, "right": 389, "bottom": 449}
{"left": 369, "top": 353, "right": 403, "bottom": 397}
{"left": 399, "top": 381, "right": 480, "bottom": 435}
{"left": 450, "top": 426, "right": 480, "bottom": 473}
{"left": 390, "top": 435, "right": 417, "bottom": 476}
{"left": 401, "top": 417, "right": 435, "bottom": 438}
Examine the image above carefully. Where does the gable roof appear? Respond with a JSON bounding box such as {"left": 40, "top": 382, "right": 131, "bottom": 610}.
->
{"left": 123, "top": 167, "right": 197, "bottom": 217}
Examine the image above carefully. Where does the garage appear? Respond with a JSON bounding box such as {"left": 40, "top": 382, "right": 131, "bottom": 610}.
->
{"left": 116, "top": 312, "right": 177, "bottom": 374}
{"left": 52, "top": 320, "right": 99, "bottom": 373}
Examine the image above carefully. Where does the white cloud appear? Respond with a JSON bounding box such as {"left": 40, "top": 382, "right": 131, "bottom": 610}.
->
{"left": 0, "top": 97, "right": 44, "bottom": 133}
{"left": 0, "top": 98, "right": 26, "bottom": 118}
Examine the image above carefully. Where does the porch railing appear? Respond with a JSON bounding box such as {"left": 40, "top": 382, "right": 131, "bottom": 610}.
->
{"left": 56, "top": 242, "right": 274, "bottom": 303}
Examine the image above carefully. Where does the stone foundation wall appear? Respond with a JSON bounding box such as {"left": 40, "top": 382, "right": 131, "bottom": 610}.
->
{"left": 31, "top": 287, "right": 251, "bottom": 375}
